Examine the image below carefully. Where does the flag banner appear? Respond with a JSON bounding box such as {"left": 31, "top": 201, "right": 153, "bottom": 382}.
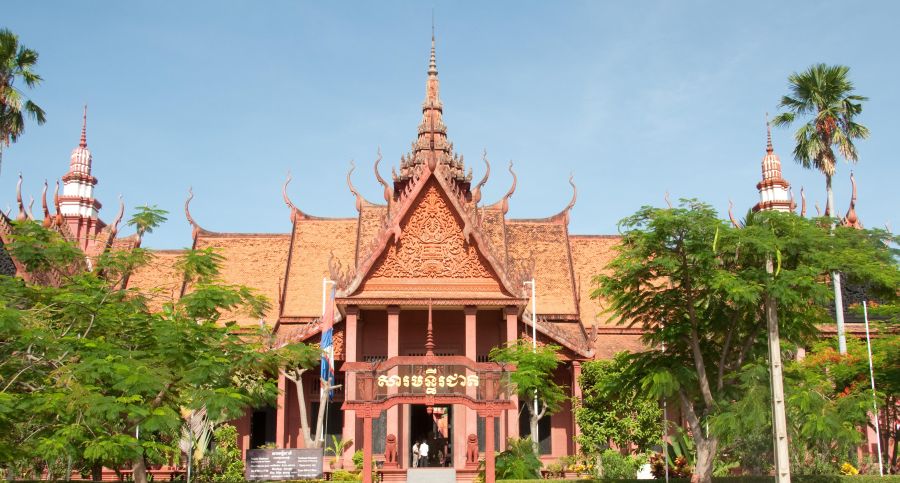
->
{"left": 320, "top": 286, "right": 336, "bottom": 399}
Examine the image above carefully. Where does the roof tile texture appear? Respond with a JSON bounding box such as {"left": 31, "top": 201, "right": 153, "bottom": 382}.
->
{"left": 127, "top": 250, "right": 185, "bottom": 313}
{"left": 506, "top": 221, "right": 577, "bottom": 315}
{"left": 282, "top": 219, "right": 357, "bottom": 317}
{"left": 569, "top": 236, "right": 621, "bottom": 327}
{"left": 194, "top": 233, "right": 292, "bottom": 326}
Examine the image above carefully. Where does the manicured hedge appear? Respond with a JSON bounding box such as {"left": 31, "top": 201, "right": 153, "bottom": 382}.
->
{"left": 500, "top": 477, "right": 900, "bottom": 483}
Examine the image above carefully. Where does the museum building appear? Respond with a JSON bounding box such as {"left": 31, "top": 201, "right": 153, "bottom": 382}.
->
{"left": 0, "top": 35, "right": 877, "bottom": 480}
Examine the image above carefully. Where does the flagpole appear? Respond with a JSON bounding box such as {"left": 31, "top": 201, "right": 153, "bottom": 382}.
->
{"left": 321, "top": 278, "right": 336, "bottom": 444}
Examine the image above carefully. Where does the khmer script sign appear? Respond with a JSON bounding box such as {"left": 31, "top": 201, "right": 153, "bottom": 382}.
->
{"left": 375, "top": 365, "right": 478, "bottom": 395}
{"left": 246, "top": 448, "right": 323, "bottom": 481}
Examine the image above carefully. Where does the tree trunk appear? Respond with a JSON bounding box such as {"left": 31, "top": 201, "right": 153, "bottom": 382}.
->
{"left": 313, "top": 379, "right": 342, "bottom": 446}
{"left": 314, "top": 386, "right": 328, "bottom": 444}
{"left": 91, "top": 463, "right": 102, "bottom": 481}
{"left": 131, "top": 455, "right": 147, "bottom": 483}
{"left": 825, "top": 173, "right": 848, "bottom": 354}
{"left": 679, "top": 391, "right": 717, "bottom": 483}
{"left": 691, "top": 436, "right": 718, "bottom": 483}
{"left": 530, "top": 410, "right": 540, "bottom": 457}
{"left": 283, "top": 368, "right": 316, "bottom": 448}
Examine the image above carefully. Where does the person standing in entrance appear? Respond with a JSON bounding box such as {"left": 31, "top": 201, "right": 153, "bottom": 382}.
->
{"left": 412, "top": 440, "right": 420, "bottom": 468}
{"left": 419, "top": 439, "right": 429, "bottom": 468}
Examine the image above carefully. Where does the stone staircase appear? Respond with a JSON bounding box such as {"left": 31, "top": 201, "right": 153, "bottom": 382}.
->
{"left": 405, "top": 468, "right": 457, "bottom": 483}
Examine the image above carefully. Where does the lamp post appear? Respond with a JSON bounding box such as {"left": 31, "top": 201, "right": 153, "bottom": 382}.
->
{"left": 523, "top": 280, "right": 538, "bottom": 427}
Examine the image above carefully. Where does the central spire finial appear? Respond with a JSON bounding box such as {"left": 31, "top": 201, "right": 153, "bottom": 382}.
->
{"left": 428, "top": 22, "right": 437, "bottom": 76}
{"left": 80, "top": 104, "right": 88, "bottom": 148}
{"left": 765, "top": 112, "right": 773, "bottom": 154}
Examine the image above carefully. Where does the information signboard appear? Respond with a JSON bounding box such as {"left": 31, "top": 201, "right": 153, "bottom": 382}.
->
{"left": 245, "top": 448, "right": 324, "bottom": 481}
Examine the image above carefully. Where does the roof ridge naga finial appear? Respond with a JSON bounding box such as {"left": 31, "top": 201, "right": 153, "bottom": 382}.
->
{"left": 800, "top": 186, "right": 807, "bottom": 217}
{"left": 347, "top": 160, "right": 363, "bottom": 213}
{"left": 374, "top": 147, "right": 392, "bottom": 205}
{"left": 185, "top": 187, "right": 206, "bottom": 239}
{"left": 564, "top": 173, "right": 577, "bottom": 213}
{"left": 551, "top": 173, "right": 578, "bottom": 224}
{"left": 501, "top": 160, "right": 517, "bottom": 215}
{"left": 728, "top": 200, "right": 743, "bottom": 228}
{"left": 471, "top": 149, "right": 491, "bottom": 206}
{"left": 109, "top": 195, "right": 125, "bottom": 239}
{"left": 41, "top": 180, "right": 52, "bottom": 227}
{"left": 54, "top": 180, "right": 63, "bottom": 227}
{"left": 842, "top": 171, "right": 862, "bottom": 229}
{"left": 15, "top": 173, "right": 26, "bottom": 221}
{"left": 282, "top": 171, "right": 306, "bottom": 222}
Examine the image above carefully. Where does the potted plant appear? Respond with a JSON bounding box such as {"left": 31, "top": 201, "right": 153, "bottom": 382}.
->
{"left": 325, "top": 435, "right": 353, "bottom": 470}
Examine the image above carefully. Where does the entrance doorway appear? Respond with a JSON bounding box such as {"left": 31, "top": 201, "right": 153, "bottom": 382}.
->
{"left": 409, "top": 405, "right": 452, "bottom": 468}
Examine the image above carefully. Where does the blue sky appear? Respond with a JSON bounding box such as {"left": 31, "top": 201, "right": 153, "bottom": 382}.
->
{"left": 3, "top": 1, "right": 897, "bottom": 248}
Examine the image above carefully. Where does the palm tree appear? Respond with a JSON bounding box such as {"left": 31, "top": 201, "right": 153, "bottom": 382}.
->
{"left": 0, "top": 28, "right": 47, "bottom": 175}
{"left": 772, "top": 63, "right": 869, "bottom": 216}
{"left": 772, "top": 64, "right": 869, "bottom": 356}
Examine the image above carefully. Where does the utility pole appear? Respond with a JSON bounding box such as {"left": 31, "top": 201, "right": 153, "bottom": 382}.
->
{"left": 766, "top": 256, "right": 791, "bottom": 483}
{"left": 863, "top": 301, "right": 884, "bottom": 476}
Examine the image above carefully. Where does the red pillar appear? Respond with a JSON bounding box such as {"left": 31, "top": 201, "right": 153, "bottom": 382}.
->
{"left": 343, "top": 306, "right": 359, "bottom": 466}
{"left": 485, "top": 414, "right": 496, "bottom": 483}
{"left": 504, "top": 306, "right": 520, "bottom": 445}
{"left": 276, "top": 371, "right": 287, "bottom": 448}
{"left": 462, "top": 305, "right": 478, "bottom": 467}
{"left": 572, "top": 361, "right": 582, "bottom": 454}
{"left": 362, "top": 415, "right": 373, "bottom": 483}
{"left": 386, "top": 306, "right": 400, "bottom": 465}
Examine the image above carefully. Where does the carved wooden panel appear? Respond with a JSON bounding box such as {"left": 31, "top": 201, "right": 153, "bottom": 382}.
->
{"left": 367, "top": 182, "right": 495, "bottom": 282}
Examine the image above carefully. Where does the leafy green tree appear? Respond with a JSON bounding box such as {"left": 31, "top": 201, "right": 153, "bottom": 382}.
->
{"left": 0, "top": 215, "right": 314, "bottom": 483}
{"left": 0, "top": 28, "right": 46, "bottom": 174}
{"left": 490, "top": 340, "right": 567, "bottom": 459}
{"left": 593, "top": 201, "right": 898, "bottom": 483}
{"left": 713, "top": 337, "right": 883, "bottom": 475}
{"left": 772, "top": 64, "right": 868, "bottom": 217}
{"left": 575, "top": 352, "right": 661, "bottom": 454}
{"left": 127, "top": 205, "right": 169, "bottom": 242}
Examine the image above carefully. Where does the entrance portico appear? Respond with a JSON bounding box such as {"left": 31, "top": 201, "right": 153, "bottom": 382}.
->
{"left": 339, "top": 302, "right": 522, "bottom": 473}
{"left": 342, "top": 310, "right": 517, "bottom": 483}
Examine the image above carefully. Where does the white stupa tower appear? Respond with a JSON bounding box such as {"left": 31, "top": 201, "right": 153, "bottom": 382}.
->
{"left": 753, "top": 119, "right": 793, "bottom": 212}
{"left": 59, "top": 106, "right": 104, "bottom": 249}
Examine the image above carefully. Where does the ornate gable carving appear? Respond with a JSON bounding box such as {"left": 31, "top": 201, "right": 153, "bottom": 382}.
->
{"left": 360, "top": 181, "right": 502, "bottom": 293}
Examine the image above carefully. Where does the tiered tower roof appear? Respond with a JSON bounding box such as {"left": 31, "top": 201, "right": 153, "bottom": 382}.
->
{"left": 753, "top": 119, "right": 793, "bottom": 212}
{"left": 394, "top": 34, "right": 471, "bottom": 198}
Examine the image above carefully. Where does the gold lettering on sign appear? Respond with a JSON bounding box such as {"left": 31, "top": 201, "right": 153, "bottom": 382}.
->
{"left": 369, "top": 184, "right": 494, "bottom": 279}
{"left": 376, "top": 367, "right": 480, "bottom": 393}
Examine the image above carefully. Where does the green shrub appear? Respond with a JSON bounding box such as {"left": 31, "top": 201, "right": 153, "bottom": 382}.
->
{"left": 352, "top": 449, "right": 364, "bottom": 470}
{"left": 596, "top": 449, "right": 642, "bottom": 479}
{"left": 196, "top": 424, "right": 244, "bottom": 482}
{"left": 494, "top": 437, "right": 542, "bottom": 480}
{"left": 331, "top": 469, "right": 360, "bottom": 481}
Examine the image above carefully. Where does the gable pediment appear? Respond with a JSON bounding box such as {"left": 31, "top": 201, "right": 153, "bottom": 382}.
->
{"left": 357, "top": 179, "right": 507, "bottom": 296}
